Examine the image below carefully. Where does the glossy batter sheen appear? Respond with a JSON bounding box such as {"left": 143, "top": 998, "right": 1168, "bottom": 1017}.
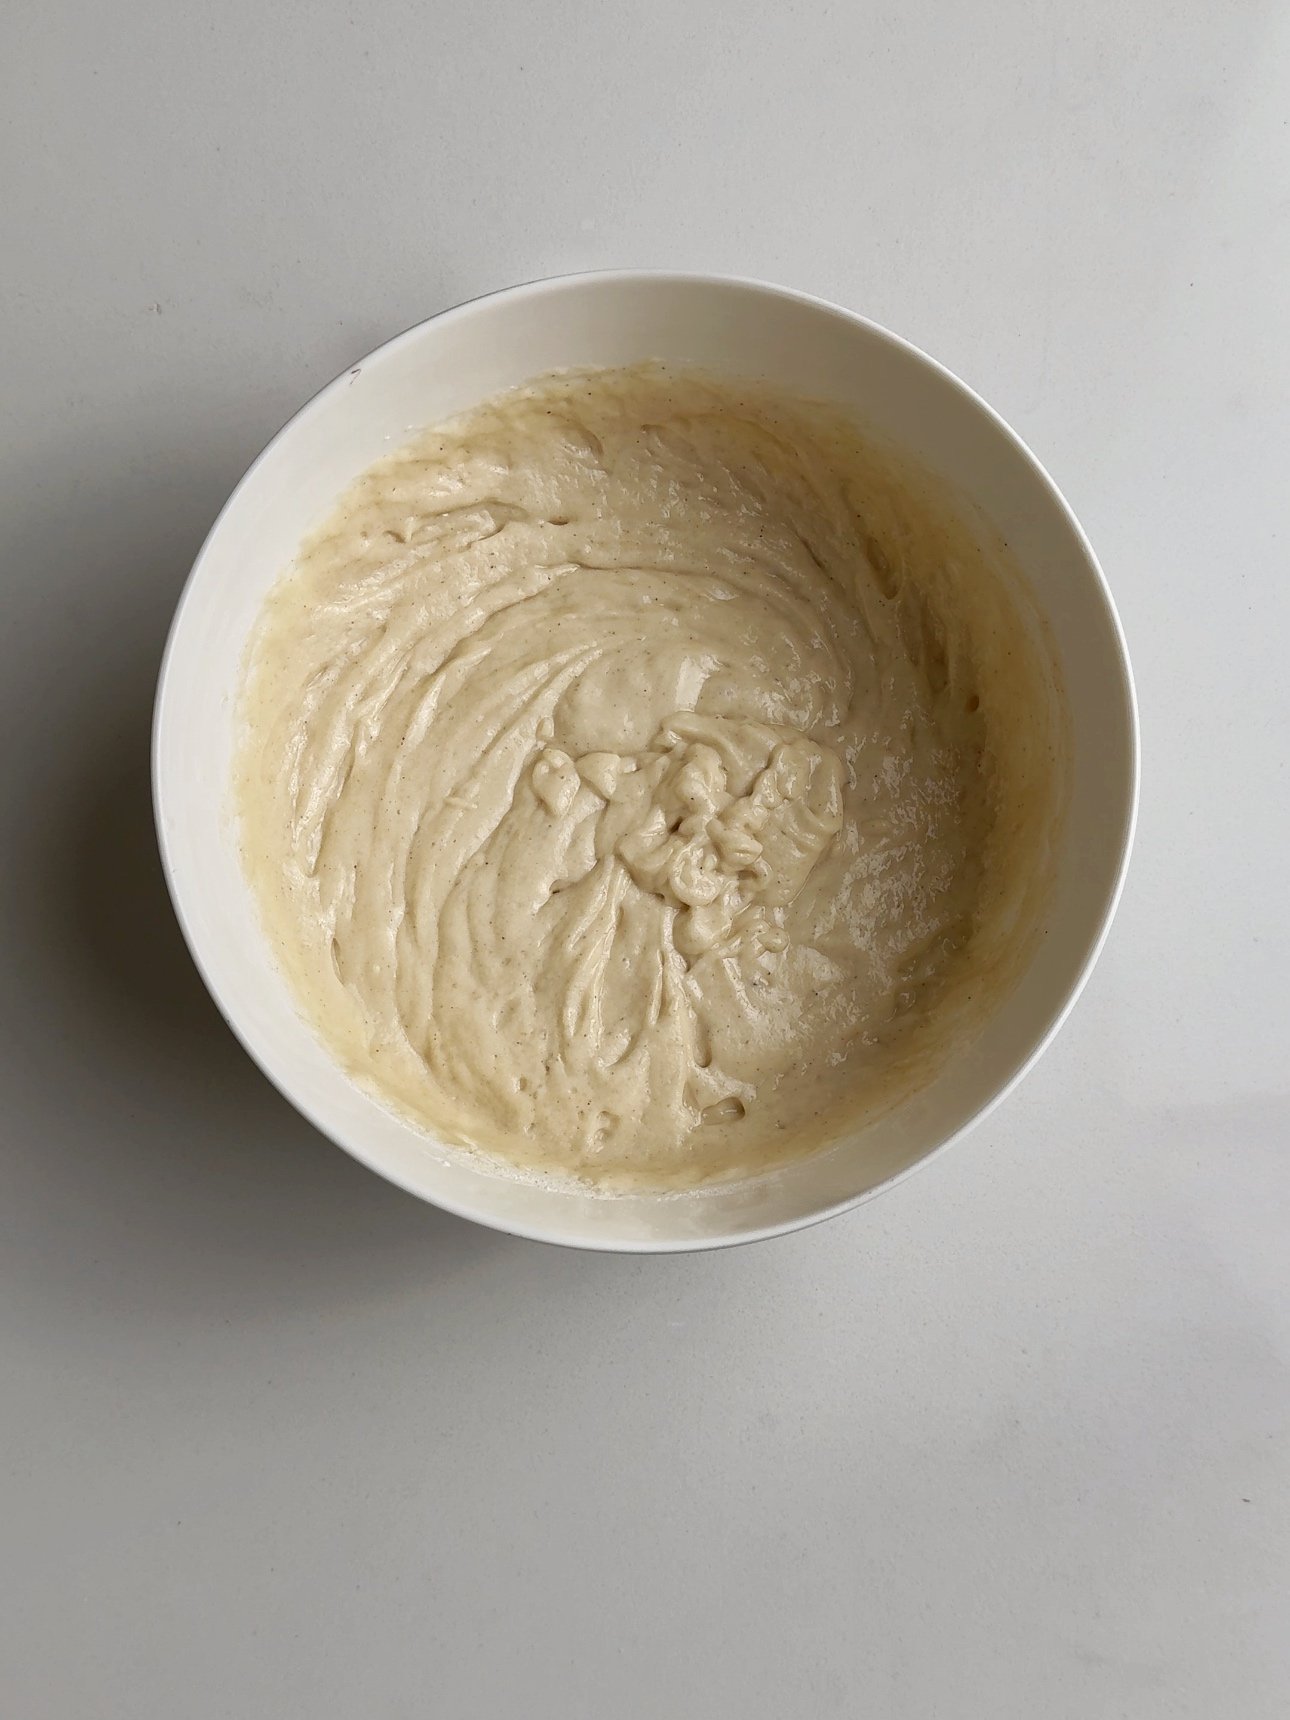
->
{"left": 237, "top": 367, "right": 1061, "bottom": 1187}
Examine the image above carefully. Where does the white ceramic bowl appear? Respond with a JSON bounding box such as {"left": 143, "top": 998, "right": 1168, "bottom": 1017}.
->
{"left": 153, "top": 272, "right": 1138, "bottom": 1252}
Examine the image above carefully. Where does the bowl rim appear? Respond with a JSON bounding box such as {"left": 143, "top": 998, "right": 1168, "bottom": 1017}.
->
{"left": 152, "top": 268, "right": 1141, "bottom": 1253}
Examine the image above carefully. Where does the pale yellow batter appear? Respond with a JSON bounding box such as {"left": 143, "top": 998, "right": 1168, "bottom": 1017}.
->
{"left": 236, "top": 367, "right": 1063, "bottom": 1187}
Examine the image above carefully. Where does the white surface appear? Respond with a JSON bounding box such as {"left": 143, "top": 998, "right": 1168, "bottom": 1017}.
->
{"left": 1, "top": 0, "right": 1286, "bottom": 1712}
{"left": 155, "top": 271, "right": 1134, "bottom": 1250}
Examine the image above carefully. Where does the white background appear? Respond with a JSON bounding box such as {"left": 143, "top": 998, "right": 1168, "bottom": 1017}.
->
{"left": 2, "top": 2, "right": 1287, "bottom": 1715}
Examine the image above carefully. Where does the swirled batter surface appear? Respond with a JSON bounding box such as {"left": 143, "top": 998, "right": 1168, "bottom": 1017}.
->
{"left": 237, "top": 367, "right": 1060, "bottom": 1186}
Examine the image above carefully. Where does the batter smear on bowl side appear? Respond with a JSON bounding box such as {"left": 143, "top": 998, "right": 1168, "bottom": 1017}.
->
{"left": 236, "top": 366, "right": 1063, "bottom": 1187}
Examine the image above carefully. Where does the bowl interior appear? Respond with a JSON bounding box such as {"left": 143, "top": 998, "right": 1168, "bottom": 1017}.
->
{"left": 154, "top": 274, "right": 1136, "bottom": 1250}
